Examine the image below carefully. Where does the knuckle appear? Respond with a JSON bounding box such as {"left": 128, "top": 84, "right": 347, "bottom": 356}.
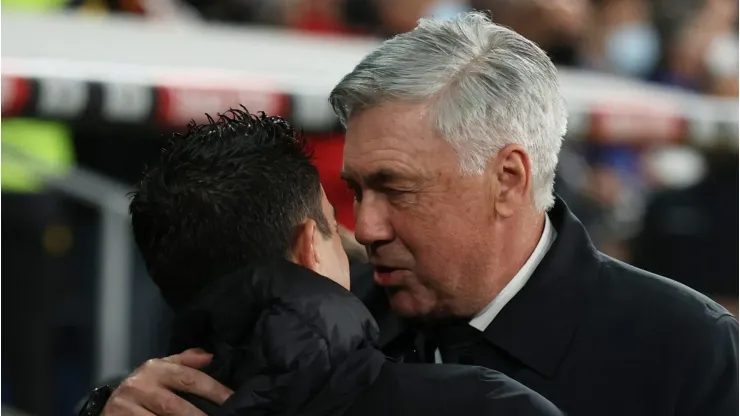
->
{"left": 177, "top": 369, "right": 197, "bottom": 388}
{"left": 153, "top": 394, "right": 182, "bottom": 415}
{"left": 118, "top": 375, "right": 147, "bottom": 397}
{"left": 141, "top": 358, "right": 161, "bottom": 371}
{"left": 101, "top": 396, "right": 126, "bottom": 415}
{"left": 117, "top": 378, "right": 138, "bottom": 394}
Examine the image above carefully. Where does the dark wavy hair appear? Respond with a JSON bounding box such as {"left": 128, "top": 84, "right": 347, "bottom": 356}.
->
{"left": 129, "top": 107, "right": 331, "bottom": 309}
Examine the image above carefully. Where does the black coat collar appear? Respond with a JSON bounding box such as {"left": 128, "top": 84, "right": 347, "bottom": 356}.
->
{"left": 480, "top": 197, "right": 599, "bottom": 377}
{"left": 368, "top": 197, "right": 599, "bottom": 377}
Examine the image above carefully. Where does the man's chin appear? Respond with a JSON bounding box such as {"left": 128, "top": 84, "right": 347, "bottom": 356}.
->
{"left": 386, "top": 288, "right": 434, "bottom": 318}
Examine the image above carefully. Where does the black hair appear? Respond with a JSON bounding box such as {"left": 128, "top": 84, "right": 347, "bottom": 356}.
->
{"left": 129, "top": 108, "right": 332, "bottom": 309}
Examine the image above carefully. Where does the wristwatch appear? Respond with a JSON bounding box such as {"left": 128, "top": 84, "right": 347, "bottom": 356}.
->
{"left": 78, "top": 385, "right": 113, "bottom": 416}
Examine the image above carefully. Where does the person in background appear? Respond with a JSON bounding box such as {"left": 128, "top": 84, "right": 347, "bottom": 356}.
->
{"left": 652, "top": 0, "right": 738, "bottom": 95}
{"left": 584, "top": 0, "right": 661, "bottom": 79}
{"left": 633, "top": 148, "right": 739, "bottom": 316}
{"left": 80, "top": 108, "right": 563, "bottom": 415}
{"left": 473, "top": 0, "right": 591, "bottom": 66}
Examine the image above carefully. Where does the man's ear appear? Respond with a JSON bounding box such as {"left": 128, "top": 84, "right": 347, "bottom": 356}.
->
{"left": 491, "top": 144, "right": 532, "bottom": 218}
{"left": 291, "top": 219, "right": 320, "bottom": 272}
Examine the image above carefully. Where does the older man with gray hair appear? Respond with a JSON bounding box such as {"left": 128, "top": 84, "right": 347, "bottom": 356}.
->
{"left": 93, "top": 12, "right": 737, "bottom": 416}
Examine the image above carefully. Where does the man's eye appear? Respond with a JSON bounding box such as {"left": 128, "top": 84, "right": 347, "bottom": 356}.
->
{"left": 383, "top": 188, "right": 406, "bottom": 197}
{"left": 350, "top": 187, "right": 362, "bottom": 202}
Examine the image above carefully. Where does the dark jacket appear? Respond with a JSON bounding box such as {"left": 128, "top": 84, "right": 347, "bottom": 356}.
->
{"left": 170, "top": 260, "right": 563, "bottom": 416}
{"left": 632, "top": 160, "right": 738, "bottom": 299}
{"left": 354, "top": 196, "right": 739, "bottom": 416}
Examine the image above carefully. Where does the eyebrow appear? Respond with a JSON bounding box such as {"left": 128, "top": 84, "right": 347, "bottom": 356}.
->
{"left": 340, "top": 168, "right": 410, "bottom": 188}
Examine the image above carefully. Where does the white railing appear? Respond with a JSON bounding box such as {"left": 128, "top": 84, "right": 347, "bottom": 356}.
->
{"left": 2, "top": 143, "right": 133, "bottom": 382}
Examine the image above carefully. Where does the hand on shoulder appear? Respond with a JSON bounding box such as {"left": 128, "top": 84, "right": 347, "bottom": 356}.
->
{"left": 100, "top": 349, "right": 232, "bottom": 416}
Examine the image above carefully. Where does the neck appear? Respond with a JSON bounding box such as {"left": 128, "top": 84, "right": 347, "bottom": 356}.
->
{"left": 468, "top": 210, "right": 546, "bottom": 315}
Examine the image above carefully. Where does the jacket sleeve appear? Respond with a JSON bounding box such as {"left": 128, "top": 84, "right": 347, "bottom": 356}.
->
{"left": 678, "top": 314, "right": 738, "bottom": 416}
{"left": 474, "top": 368, "right": 565, "bottom": 416}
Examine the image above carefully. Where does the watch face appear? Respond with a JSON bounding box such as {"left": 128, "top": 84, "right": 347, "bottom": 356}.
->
{"left": 80, "top": 385, "right": 113, "bottom": 416}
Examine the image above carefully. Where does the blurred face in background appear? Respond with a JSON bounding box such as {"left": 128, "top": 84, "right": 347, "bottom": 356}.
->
{"left": 342, "top": 104, "right": 512, "bottom": 318}
{"left": 666, "top": 0, "right": 738, "bottom": 95}
{"left": 576, "top": 0, "right": 661, "bottom": 78}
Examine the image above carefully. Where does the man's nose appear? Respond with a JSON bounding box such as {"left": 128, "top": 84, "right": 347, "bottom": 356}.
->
{"left": 353, "top": 194, "right": 394, "bottom": 247}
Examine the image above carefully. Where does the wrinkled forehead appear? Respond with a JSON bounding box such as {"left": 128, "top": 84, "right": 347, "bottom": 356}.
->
{"left": 344, "top": 103, "right": 435, "bottom": 146}
{"left": 341, "top": 103, "right": 457, "bottom": 178}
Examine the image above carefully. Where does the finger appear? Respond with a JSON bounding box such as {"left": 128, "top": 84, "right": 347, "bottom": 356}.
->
{"left": 165, "top": 349, "right": 213, "bottom": 369}
{"left": 141, "top": 389, "right": 208, "bottom": 416}
{"left": 156, "top": 360, "right": 233, "bottom": 405}
{"left": 103, "top": 396, "right": 158, "bottom": 416}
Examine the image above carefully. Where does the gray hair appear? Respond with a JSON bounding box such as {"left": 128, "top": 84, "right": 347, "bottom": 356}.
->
{"left": 329, "top": 12, "right": 567, "bottom": 211}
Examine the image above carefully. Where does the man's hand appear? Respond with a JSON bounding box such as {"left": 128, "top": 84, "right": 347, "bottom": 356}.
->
{"left": 102, "top": 348, "right": 233, "bottom": 415}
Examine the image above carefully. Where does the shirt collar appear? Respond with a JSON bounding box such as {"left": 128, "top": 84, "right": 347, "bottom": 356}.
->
{"left": 469, "top": 213, "right": 557, "bottom": 332}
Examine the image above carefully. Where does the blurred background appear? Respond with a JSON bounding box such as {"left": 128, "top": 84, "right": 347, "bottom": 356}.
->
{"left": 1, "top": 0, "right": 737, "bottom": 415}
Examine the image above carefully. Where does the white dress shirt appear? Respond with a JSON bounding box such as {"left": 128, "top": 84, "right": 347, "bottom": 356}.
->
{"left": 435, "top": 214, "right": 557, "bottom": 363}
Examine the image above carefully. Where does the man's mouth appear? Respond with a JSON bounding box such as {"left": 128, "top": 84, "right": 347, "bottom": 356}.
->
{"left": 373, "top": 265, "right": 403, "bottom": 285}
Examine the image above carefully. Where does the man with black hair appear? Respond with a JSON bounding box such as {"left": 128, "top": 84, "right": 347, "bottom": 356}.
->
{"left": 129, "top": 110, "right": 348, "bottom": 310}
{"left": 82, "top": 108, "right": 562, "bottom": 415}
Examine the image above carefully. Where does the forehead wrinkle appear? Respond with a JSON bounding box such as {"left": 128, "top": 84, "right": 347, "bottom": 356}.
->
{"left": 346, "top": 155, "right": 430, "bottom": 187}
{"left": 346, "top": 103, "right": 438, "bottom": 146}
{"left": 343, "top": 105, "right": 459, "bottom": 186}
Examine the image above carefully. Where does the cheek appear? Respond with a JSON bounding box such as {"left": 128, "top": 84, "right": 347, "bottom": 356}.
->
{"left": 390, "top": 203, "right": 440, "bottom": 242}
{"left": 391, "top": 201, "right": 489, "bottom": 291}
{"left": 392, "top": 205, "right": 472, "bottom": 262}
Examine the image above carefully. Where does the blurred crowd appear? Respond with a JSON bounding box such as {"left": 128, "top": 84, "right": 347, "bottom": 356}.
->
{"left": 554, "top": 143, "right": 737, "bottom": 314}
{"left": 206, "top": 0, "right": 740, "bottom": 97}
{"left": 13, "top": 0, "right": 735, "bottom": 97}
{"left": 227, "top": 0, "right": 738, "bottom": 97}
